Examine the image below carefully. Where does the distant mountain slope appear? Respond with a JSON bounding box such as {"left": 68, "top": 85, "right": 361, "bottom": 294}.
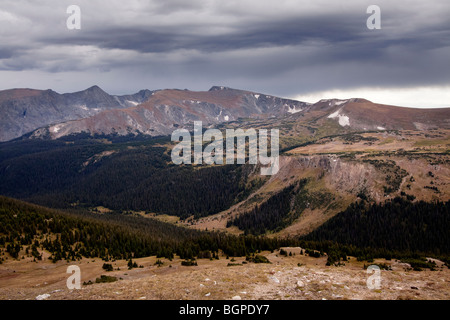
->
{"left": 27, "top": 86, "right": 310, "bottom": 139}
{"left": 27, "top": 89, "right": 450, "bottom": 141}
{"left": 0, "top": 86, "right": 153, "bottom": 141}
{"left": 311, "top": 98, "right": 450, "bottom": 131}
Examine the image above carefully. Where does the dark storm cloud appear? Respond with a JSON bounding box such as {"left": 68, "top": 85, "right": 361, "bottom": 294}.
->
{"left": 40, "top": 13, "right": 365, "bottom": 53}
{"left": 0, "top": 48, "right": 15, "bottom": 59}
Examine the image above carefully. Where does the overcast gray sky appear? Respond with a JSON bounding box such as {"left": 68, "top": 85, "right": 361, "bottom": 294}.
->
{"left": 0, "top": 0, "right": 449, "bottom": 107}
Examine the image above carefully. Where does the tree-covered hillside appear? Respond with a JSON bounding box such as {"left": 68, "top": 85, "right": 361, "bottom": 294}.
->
{"left": 0, "top": 136, "right": 259, "bottom": 219}
{"left": 0, "top": 196, "right": 287, "bottom": 262}
{"left": 302, "top": 197, "right": 450, "bottom": 258}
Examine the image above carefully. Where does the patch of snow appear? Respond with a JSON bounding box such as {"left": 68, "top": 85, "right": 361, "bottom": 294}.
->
{"left": 51, "top": 125, "right": 62, "bottom": 133}
{"left": 328, "top": 110, "right": 340, "bottom": 118}
{"left": 224, "top": 115, "right": 229, "bottom": 121}
{"left": 377, "top": 126, "right": 386, "bottom": 130}
{"left": 287, "top": 105, "right": 303, "bottom": 114}
{"left": 334, "top": 100, "right": 348, "bottom": 106}
{"left": 79, "top": 105, "right": 88, "bottom": 111}
{"left": 232, "top": 296, "right": 241, "bottom": 300}
{"left": 321, "top": 99, "right": 348, "bottom": 106}
{"left": 205, "top": 292, "right": 211, "bottom": 297}
{"left": 126, "top": 100, "right": 139, "bottom": 106}
{"left": 327, "top": 109, "right": 350, "bottom": 127}
{"left": 337, "top": 115, "right": 350, "bottom": 126}
{"left": 254, "top": 94, "right": 260, "bottom": 99}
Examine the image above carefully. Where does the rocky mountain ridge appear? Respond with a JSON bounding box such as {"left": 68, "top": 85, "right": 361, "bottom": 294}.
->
{"left": 1, "top": 85, "right": 449, "bottom": 142}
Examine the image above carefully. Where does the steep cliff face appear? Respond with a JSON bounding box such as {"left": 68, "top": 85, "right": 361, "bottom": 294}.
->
{"left": 275, "top": 155, "right": 380, "bottom": 198}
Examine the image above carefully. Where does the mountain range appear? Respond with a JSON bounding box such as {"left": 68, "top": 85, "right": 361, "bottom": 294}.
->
{"left": 0, "top": 86, "right": 153, "bottom": 141}
{"left": 1, "top": 85, "right": 449, "bottom": 142}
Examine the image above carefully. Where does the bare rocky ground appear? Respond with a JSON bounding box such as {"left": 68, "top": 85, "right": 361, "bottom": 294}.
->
{"left": 1, "top": 247, "right": 448, "bottom": 300}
